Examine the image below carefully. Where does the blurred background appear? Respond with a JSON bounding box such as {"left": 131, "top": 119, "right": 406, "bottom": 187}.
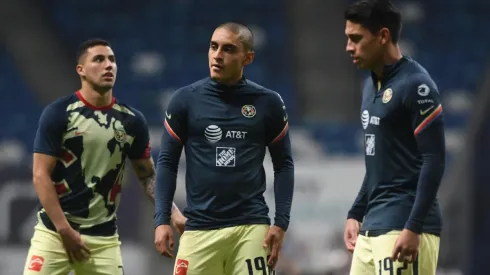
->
{"left": 0, "top": 0, "right": 487, "bottom": 274}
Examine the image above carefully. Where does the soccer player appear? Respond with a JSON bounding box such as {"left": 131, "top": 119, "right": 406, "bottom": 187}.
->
{"left": 23, "top": 39, "right": 185, "bottom": 275}
{"left": 342, "top": 1, "right": 446, "bottom": 274}
{"left": 153, "top": 22, "right": 295, "bottom": 275}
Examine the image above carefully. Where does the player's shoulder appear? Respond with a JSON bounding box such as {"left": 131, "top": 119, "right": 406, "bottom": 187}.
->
{"left": 401, "top": 57, "right": 439, "bottom": 95}
{"left": 402, "top": 57, "right": 437, "bottom": 86}
{"left": 170, "top": 78, "right": 206, "bottom": 100}
{"left": 244, "top": 79, "right": 284, "bottom": 103}
{"left": 112, "top": 100, "right": 147, "bottom": 122}
{"left": 42, "top": 93, "right": 79, "bottom": 116}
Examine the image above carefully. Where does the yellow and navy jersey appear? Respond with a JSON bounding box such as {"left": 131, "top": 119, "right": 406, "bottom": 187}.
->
{"left": 33, "top": 91, "right": 151, "bottom": 236}
{"left": 154, "top": 77, "right": 294, "bottom": 231}
{"left": 348, "top": 57, "right": 446, "bottom": 235}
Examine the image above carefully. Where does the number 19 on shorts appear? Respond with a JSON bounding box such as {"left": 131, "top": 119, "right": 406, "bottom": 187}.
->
{"left": 245, "top": 256, "right": 275, "bottom": 275}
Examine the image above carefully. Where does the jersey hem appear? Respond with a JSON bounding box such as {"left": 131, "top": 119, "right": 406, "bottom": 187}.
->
{"left": 184, "top": 218, "right": 270, "bottom": 231}
{"left": 360, "top": 226, "right": 441, "bottom": 236}
{"left": 39, "top": 212, "right": 118, "bottom": 237}
{"left": 33, "top": 149, "right": 58, "bottom": 157}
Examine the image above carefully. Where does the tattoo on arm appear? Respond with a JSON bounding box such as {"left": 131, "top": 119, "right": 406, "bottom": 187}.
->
{"left": 135, "top": 162, "right": 156, "bottom": 203}
{"left": 140, "top": 174, "right": 156, "bottom": 203}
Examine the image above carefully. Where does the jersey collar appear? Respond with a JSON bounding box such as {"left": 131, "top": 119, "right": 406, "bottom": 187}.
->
{"left": 207, "top": 76, "right": 247, "bottom": 93}
{"left": 371, "top": 56, "right": 409, "bottom": 87}
{"left": 76, "top": 90, "right": 115, "bottom": 111}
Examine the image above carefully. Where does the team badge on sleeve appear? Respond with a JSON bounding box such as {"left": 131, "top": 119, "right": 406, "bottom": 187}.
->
{"left": 417, "top": 84, "right": 430, "bottom": 96}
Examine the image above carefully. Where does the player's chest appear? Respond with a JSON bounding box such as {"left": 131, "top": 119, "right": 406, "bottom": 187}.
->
{"left": 360, "top": 86, "right": 403, "bottom": 132}
{"left": 63, "top": 110, "right": 135, "bottom": 148}
{"left": 188, "top": 96, "right": 265, "bottom": 143}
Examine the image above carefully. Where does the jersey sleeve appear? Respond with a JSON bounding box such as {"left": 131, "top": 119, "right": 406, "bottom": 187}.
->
{"left": 347, "top": 173, "right": 368, "bottom": 222}
{"left": 266, "top": 92, "right": 294, "bottom": 231}
{"left": 154, "top": 87, "right": 189, "bottom": 227}
{"left": 163, "top": 88, "right": 189, "bottom": 143}
{"left": 33, "top": 103, "right": 66, "bottom": 156}
{"left": 402, "top": 73, "right": 443, "bottom": 136}
{"left": 266, "top": 92, "right": 289, "bottom": 145}
{"left": 402, "top": 73, "right": 446, "bottom": 233}
{"left": 128, "top": 110, "right": 151, "bottom": 159}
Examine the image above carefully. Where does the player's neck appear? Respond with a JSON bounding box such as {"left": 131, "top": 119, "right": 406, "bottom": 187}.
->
{"left": 215, "top": 72, "right": 244, "bottom": 87}
{"left": 79, "top": 87, "right": 113, "bottom": 107}
{"left": 372, "top": 44, "right": 403, "bottom": 79}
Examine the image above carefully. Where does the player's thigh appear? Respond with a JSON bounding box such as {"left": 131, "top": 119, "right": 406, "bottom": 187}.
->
{"left": 23, "top": 228, "right": 72, "bottom": 275}
{"left": 349, "top": 234, "right": 376, "bottom": 275}
{"left": 372, "top": 231, "right": 440, "bottom": 275}
{"left": 372, "top": 231, "right": 410, "bottom": 274}
{"left": 224, "top": 224, "right": 272, "bottom": 275}
{"left": 174, "top": 229, "right": 227, "bottom": 275}
{"left": 417, "top": 233, "right": 440, "bottom": 275}
{"left": 73, "top": 235, "right": 123, "bottom": 275}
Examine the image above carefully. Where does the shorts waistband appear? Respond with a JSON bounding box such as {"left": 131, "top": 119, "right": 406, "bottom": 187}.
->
{"left": 40, "top": 212, "right": 117, "bottom": 236}
{"left": 359, "top": 229, "right": 392, "bottom": 237}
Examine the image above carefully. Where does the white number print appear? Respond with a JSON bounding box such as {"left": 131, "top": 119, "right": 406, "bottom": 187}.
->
{"left": 365, "top": 134, "right": 376, "bottom": 156}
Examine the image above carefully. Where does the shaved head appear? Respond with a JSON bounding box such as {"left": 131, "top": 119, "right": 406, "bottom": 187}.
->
{"left": 216, "top": 22, "right": 254, "bottom": 52}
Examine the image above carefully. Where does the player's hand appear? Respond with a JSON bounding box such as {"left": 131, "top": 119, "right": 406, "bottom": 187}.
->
{"left": 344, "top": 218, "right": 361, "bottom": 253}
{"left": 263, "top": 225, "right": 285, "bottom": 270}
{"left": 171, "top": 212, "right": 187, "bottom": 235}
{"left": 154, "top": 225, "right": 174, "bottom": 258}
{"left": 57, "top": 226, "right": 91, "bottom": 263}
{"left": 391, "top": 229, "right": 420, "bottom": 264}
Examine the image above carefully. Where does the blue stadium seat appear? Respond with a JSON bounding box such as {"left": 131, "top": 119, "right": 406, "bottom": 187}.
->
{"left": 0, "top": 49, "right": 43, "bottom": 151}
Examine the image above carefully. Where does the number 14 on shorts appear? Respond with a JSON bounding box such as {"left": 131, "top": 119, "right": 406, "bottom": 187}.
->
{"left": 246, "top": 256, "right": 275, "bottom": 275}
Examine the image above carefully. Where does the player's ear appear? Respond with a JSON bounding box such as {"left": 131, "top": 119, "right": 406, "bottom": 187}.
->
{"left": 379, "top": 28, "right": 390, "bottom": 45}
{"left": 76, "top": 64, "right": 85, "bottom": 77}
{"left": 243, "top": 51, "right": 254, "bottom": 66}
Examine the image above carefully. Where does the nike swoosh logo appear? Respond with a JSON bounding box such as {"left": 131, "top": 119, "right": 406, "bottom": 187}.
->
{"left": 74, "top": 131, "right": 85, "bottom": 136}
{"left": 165, "top": 112, "right": 171, "bottom": 119}
{"left": 284, "top": 116, "right": 288, "bottom": 121}
{"left": 420, "top": 105, "right": 434, "bottom": 116}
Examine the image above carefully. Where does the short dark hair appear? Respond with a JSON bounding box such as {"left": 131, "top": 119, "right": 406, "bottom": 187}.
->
{"left": 344, "top": 0, "right": 402, "bottom": 43}
{"left": 216, "top": 22, "right": 254, "bottom": 52}
{"left": 76, "top": 39, "right": 111, "bottom": 63}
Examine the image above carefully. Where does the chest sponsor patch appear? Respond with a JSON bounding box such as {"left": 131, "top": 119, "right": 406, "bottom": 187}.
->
{"left": 216, "top": 147, "right": 236, "bottom": 167}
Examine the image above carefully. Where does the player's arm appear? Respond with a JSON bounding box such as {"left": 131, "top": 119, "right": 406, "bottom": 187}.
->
{"left": 130, "top": 157, "right": 156, "bottom": 202}
{"left": 154, "top": 88, "right": 188, "bottom": 228}
{"left": 403, "top": 74, "right": 446, "bottom": 234}
{"left": 127, "top": 112, "right": 157, "bottom": 203}
{"left": 32, "top": 104, "right": 70, "bottom": 232}
{"left": 266, "top": 93, "right": 295, "bottom": 232}
{"left": 347, "top": 173, "right": 368, "bottom": 222}
{"left": 128, "top": 112, "right": 184, "bottom": 219}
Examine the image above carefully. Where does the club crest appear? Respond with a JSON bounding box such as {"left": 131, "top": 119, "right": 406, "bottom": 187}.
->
{"left": 114, "top": 128, "right": 127, "bottom": 143}
{"left": 241, "top": 105, "right": 256, "bottom": 118}
{"left": 382, "top": 88, "right": 393, "bottom": 103}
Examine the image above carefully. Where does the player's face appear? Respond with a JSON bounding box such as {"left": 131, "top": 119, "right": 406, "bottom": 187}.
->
{"left": 345, "top": 20, "right": 385, "bottom": 70}
{"left": 77, "top": 45, "right": 117, "bottom": 91}
{"left": 208, "top": 28, "right": 254, "bottom": 85}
